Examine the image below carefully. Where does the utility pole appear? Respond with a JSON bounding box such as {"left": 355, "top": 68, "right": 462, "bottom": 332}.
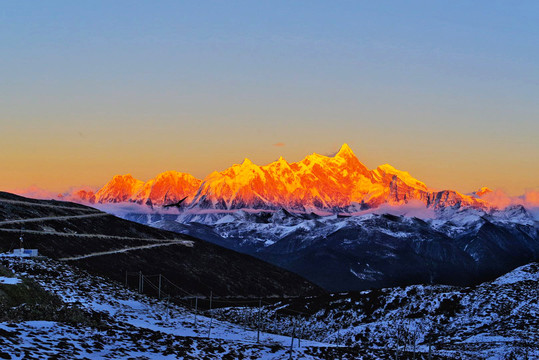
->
{"left": 412, "top": 322, "right": 419, "bottom": 360}
{"left": 257, "top": 298, "right": 261, "bottom": 343}
{"left": 208, "top": 291, "right": 213, "bottom": 338}
{"left": 194, "top": 296, "right": 198, "bottom": 328}
{"left": 165, "top": 296, "right": 170, "bottom": 321}
{"left": 395, "top": 325, "right": 400, "bottom": 360}
{"left": 428, "top": 333, "right": 432, "bottom": 360}
{"left": 138, "top": 271, "right": 142, "bottom": 293}
{"left": 19, "top": 231, "right": 24, "bottom": 251}
{"left": 243, "top": 307, "right": 247, "bottom": 331}
{"left": 141, "top": 273, "right": 144, "bottom": 293}
{"left": 298, "top": 321, "right": 302, "bottom": 348}
{"left": 289, "top": 319, "right": 295, "bottom": 360}
{"left": 158, "top": 274, "right": 162, "bottom": 299}
{"left": 125, "top": 271, "right": 128, "bottom": 287}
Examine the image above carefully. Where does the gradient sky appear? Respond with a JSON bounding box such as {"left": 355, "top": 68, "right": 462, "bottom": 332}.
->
{"left": 1, "top": 1, "right": 538, "bottom": 195}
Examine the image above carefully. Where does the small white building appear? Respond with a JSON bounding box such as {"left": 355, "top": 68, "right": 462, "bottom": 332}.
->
{"left": 11, "top": 248, "right": 39, "bottom": 257}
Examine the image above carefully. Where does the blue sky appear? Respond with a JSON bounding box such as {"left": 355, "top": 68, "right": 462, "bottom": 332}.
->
{"left": 1, "top": 1, "right": 538, "bottom": 194}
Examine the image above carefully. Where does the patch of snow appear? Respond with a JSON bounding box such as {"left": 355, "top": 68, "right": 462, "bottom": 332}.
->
{"left": 492, "top": 263, "right": 539, "bottom": 285}
{"left": 0, "top": 276, "right": 22, "bottom": 285}
{"left": 214, "top": 214, "right": 237, "bottom": 224}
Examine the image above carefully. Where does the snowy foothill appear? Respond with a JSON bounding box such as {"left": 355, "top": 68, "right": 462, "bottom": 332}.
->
{"left": 1, "top": 256, "right": 323, "bottom": 349}
{"left": 492, "top": 263, "right": 539, "bottom": 285}
{"left": 214, "top": 264, "right": 539, "bottom": 360}
{"left": 0, "top": 256, "right": 340, "bottom": 359}
{"left": 1, "top": 254, "right": 538, "bottom": 359}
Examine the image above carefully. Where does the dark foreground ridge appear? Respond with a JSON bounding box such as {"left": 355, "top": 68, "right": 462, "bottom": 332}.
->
{"left": 0, "top": 191, "right": 322, "bottom": 298}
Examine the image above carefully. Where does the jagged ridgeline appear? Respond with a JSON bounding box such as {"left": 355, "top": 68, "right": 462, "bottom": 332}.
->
{"left": 0, "top": 192, "right": 322, "bottom": 298}
{"left": 67, "top": 144, "right": 488, "bottom": 211}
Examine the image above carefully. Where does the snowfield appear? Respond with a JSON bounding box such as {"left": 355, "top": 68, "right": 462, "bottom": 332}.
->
{"left": 0, "top": 256, "right": 338, "bottom": 360}
{"left": 0, "top": 276, "right": 21, "bottom": 285}
{"left": 1, "top": 256, "right": 538, "bottom": 359}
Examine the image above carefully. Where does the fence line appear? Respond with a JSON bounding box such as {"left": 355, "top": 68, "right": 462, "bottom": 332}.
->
{"left": 124, "top": 269, "right": 316, "bottom": 352}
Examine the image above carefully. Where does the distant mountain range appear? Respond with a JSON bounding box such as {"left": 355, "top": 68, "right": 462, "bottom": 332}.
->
{"left": 129, "top": 204, "right": 539, "bottom": 292}
{"left": 67, "top": 144, "right": 491, "bottom": 212}
{"left": 43, "top": 145, "right": 538, "bottom": 292}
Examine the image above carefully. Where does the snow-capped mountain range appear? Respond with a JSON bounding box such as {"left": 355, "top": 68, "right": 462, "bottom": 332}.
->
{"left": 124, "top": 204, "right": 538, "bottom": 292}
{"left": 70, "top": 144, "right": 488, "bottom": 212}
{"left": 55, "top": 144, "right": 538, "bottom": 292}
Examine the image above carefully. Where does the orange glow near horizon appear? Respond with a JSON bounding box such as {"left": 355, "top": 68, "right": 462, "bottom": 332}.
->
{"left": 2, "top": 138, "right": 537, "bottom": 199}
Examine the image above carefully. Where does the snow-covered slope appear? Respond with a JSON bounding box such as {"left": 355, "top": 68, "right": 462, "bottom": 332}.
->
{"left": 4, "top": 256, "right": 534, "bottom": 359}
{"left": 0, "top": 256, "right": 332, "bottom": 359}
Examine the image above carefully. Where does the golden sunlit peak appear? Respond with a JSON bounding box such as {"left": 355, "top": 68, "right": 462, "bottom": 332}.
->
{"left": 476, "top": 187, "right": 493, "bottom": 197}
{"left": 376, "top": 164, "right": 428, "bottom": 190}
{"left": 377, "top": 164, "right": 397, "bottom": 172}
{"left": 79, "top": 143, "right": 491, "bottom": 210}
{"left": 335, "top": 143, "right": 355, "bottom": 158}
{"left": 113, "top": 174, "right": 135, "bottom": 180}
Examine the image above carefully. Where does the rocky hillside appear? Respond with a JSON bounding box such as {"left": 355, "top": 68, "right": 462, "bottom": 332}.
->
{"left": 214, "top": 262, "right": 539, "bottom": 359}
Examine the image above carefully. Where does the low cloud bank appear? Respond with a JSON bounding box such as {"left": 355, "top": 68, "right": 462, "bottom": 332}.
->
{"left": 9, "top": 186, "right": 59, "bottom": 200}
{"left": 10, "top": 186, "right": 98, "bottom": 203}
{"left": 91, "top": 203, "right": 182, "bottom": 217}
{"left": 351, "top": 200, "right": 437, "bottom": 219}
{"left": 481, "top": 189, "right": 539, "bottom": 211}
{"left": 9, "top": 186, "right": 539, "bottom": 221}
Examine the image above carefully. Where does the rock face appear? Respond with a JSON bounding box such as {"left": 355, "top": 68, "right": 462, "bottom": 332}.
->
{"left": 85, "top": 144, "right": 485, "bottom": 211}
